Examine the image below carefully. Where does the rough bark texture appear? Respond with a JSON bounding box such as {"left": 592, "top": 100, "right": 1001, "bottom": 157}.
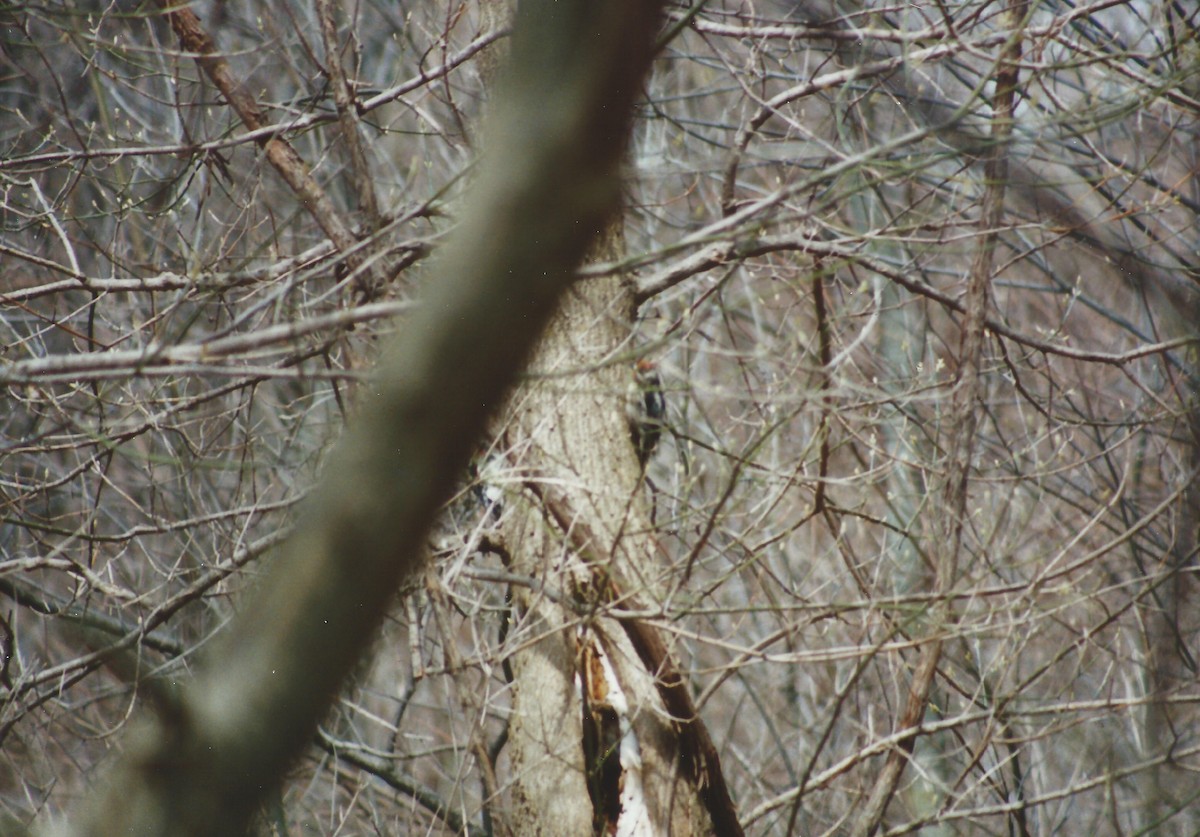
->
{"left": 506, "top": 591, "right": 594, "bottom": 835}
{"left": 502, "top": 247, "right": 648, "bottom": 833}
{"left": 500, "top": 229, "right": 734, "bottom": 833}
{"left": 499, "top": 270, "right": 642, "bottom": 827}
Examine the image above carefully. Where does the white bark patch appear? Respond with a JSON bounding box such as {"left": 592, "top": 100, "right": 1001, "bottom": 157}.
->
{"left": 594, "top": 637, "right": 656, "bottom": 837}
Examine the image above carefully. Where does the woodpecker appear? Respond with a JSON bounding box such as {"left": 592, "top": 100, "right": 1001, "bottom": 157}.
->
{"left": 627, "top": 358, "right": 666, "bottom": 467}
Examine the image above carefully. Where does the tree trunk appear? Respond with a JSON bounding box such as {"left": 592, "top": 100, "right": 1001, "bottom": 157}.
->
{"left": 498, "top": 229, "right": 735, "bottom": 834}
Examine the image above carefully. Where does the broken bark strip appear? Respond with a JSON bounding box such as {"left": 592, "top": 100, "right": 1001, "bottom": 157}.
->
{"left": 156, "top": 2, "right": 359, "bottom": 256}
{"left": 578, "top": 633, "right": 629, "bottom": 834}
{"left": 618, "top": 613, "right": 745, "bottom": 837}
{"left": 535, "top": 483, "right": 746, "bottom": 837}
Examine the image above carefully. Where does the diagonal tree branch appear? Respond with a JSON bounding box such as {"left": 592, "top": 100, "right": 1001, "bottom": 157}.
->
{"left": 156, "top": 1, "right": 359, "bottom": 256}
{"left": 533, "top": 483, "right": 745, "bottom": 836}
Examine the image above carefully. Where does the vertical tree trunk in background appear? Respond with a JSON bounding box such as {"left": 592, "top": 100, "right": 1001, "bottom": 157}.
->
{"left": 501, "top": 229, "right": 724, "bottom": 834}
{"left": 503, "top": 239, "right": 639, "bottom": 833}
{"left": 1136, "top": 340, "right": 1200, "bottom": 831}
{"left": 471, "top": 2, "right": 739, "bottom": 832}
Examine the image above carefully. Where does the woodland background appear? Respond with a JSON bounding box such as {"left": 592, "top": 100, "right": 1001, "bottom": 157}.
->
{"left": 2, "top": 0, "right": 1199, "bottom": 834}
